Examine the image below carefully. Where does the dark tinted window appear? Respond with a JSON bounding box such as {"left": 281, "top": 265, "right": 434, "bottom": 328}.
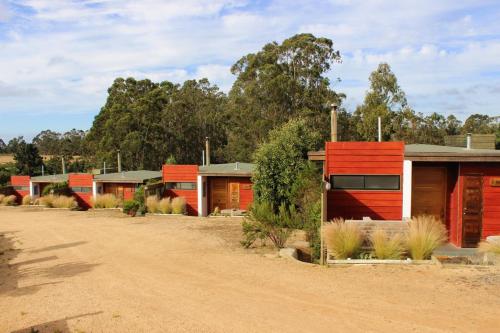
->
{"left": 165, "top": 182, "right": 196, "bottom": 190}
{"left": 330, "top": 175, "right": 400, "bottom": 190}
{"left": 71, "top": 187, "right": 92, "bottom": 193}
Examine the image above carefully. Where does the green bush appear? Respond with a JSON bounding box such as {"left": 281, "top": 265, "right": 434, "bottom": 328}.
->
{"left": 123, "top": 200, "right": 140, "bottom": 215}
{"left": 42, "top": 182, "right": 71, "bottom": 196}
{"left": 134, "top": 185, "right": 145, "bottom": 205}
{"left": 241, "top": 201, "right": 299, "bottom": 249}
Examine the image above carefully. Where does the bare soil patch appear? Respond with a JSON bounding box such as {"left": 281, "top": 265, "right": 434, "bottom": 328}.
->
{"left": 1, "top": 209, "right": 499, "bottom": 332}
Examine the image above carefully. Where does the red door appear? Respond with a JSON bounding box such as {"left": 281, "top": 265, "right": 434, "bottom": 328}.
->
{"left": 462, "top": 175, "right": 483, "bottom": 248}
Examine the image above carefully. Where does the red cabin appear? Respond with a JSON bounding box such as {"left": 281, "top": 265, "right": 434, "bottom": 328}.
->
{"left": 162, "top": 163, "right": 254, "bottom": 216}
{"left": 310, "top": 142, "right": 500, "bottom": 248}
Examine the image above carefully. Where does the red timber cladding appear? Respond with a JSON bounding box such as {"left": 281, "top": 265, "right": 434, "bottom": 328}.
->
{"left": 325, "top": 141, "right": 404, "bottom": 221}
{"left": 10, "top": 175, "right": 30, "bottom": 203}
{"left": 229, "top": 177, "right": 254, "bottom": 210}
{"left": 68, "top": 173, "right": 94, "bottom": 209}
{"left": 459, "top": 163, "right": 500, "bottom": 243}
{"left": 162, "top": 165, "right": 199, "bottom": 215}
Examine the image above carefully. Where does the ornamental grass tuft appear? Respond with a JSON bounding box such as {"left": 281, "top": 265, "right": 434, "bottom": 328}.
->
{"left": 323, "top": 219, "right": 364, "bottom": 259}
{"left": 158, "top": 197, "right": 172, "bottom": 214}
{"left": 92, "top": 194, "right": 120, "bottom": 208}
{"left": 145, "top": 195, "right": 159, "bottom": 213}
{"left": 370, "top": 228, "right": 405, "bottom": 259}
{"left": 407, "top": 215, "right": 447, "bottom": 260}
{"left": 171, "top": 197, "right": 186, "bottom": 214}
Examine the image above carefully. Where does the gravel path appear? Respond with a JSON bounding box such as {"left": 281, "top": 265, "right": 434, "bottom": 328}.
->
{"left": 1, "top": 208, "right": 499, "bottom": 332}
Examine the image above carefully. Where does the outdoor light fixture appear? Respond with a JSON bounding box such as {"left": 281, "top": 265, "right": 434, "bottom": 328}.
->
{"left": 324, "top": 181, "right": 331, "bottom": 191}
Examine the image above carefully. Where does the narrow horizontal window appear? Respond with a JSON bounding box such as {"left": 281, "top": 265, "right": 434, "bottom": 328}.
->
{"left": 13, "top": 186, "right": 30, "bottom": 191}
{"left": 330, "top": 175, "right": 400, "bottom": 191}
{"left": 71, "top": 187, "right": 92, "bottom": 193}
{"left": 165, "top": 182, "right": 197, "bottom": 190}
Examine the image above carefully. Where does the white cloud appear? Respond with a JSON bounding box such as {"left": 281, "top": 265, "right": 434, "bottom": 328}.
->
{"left": 0, "top": 0, "right": 499, "bottom": 126}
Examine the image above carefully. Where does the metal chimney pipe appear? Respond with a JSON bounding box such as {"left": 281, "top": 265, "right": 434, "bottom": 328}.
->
{"left": 202, "top": 150, "right": 205, "bottom": 166}
{"left": 378, "top": 117, "right": 382, "bottom": 142}
{"left": 331, "top": 103, "right": 338, "bottom": 142}
{"left": 61, "top": 156, "right": 66, "bottom": 174}
{"left": 205, "top": 137, "right": 211, "bottom": 166}
{"left": 103, "top": 161, "right": 106, "bottom": 175}
{"left": 117, "top": 149, "right": 122, "bottom": 173}
{"left": 42, "top": 164, "right": 45, "bottom": 176}
{"left": 466, "top": 133, "right": 472, "bottom": 149}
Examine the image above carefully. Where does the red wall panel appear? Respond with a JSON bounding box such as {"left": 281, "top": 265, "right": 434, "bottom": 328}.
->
{"left": 229, "top": 177, "right": 254, "bottom": 211}
{"left": 163, "top": 165, "right": 199, "bottom": 215}
{"left": 68, "top": 173, "right": 94, "bottom": 209}
{"left": 325, "top": 141, "right": 404, "bottom": 221}
{"left": 10, "top": 175, "right": 30, "bottom": 203}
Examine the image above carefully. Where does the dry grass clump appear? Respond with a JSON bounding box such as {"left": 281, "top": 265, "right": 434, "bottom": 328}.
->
{"left": 40, "top": 194, "right": 77, "bottom": 209}
{"left": 146, "top": 195, "right": 159, "bottom": 213}
{"left": 407, "top": 215, "right": 447, "bottom": 260}
{"left": 22, "top": 195, "right": 32, "bottom": 206}
{"left": 171, "top": 197, "right": 186, "bottom": 214}
{"left": 92, "top": 194, "right": 120, "bottom": 208}
{"left": 370, "top": 228, "right": 405, "bottom": 259}
{"left": 158, "top": 198, "right": 172, "bottom": 214}
{"left": 0, "top": 194, "right": 4, "bottom": 203}
{"left": 323, "top": 219, "right": 364, "bottom": 259}
{"left": 478, "top": 240, "right": 500, "bottom": 255}
{"left": 1, "top": 194, "right": 17, "bottom": 206}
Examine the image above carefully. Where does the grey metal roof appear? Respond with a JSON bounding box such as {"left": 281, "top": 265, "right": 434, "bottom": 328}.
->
{"left": 199, "top": 163, "right": 254, "bottom": 176}
{"left": 94, "top": 170, "right": 161, "bottom": 183}
{"left": 31, "top": 173, "right": 68, "bottom": 183}
{"left": 405, "top": 144, "right": 500, "bottom": 161}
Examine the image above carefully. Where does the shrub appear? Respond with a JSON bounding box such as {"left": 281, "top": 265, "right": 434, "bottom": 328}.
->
{"left": 323, "top": 219, "right": 364, "bottom": 259}
{"left": 158, "top": 197, "right": 172, "bottom": 214}
{"left": 40, "top": 195, "right": 55, "bottom": 207}
{"left": 52, "top": 195, "right": 77, "bottom": 209}
{"left": 0, "top": 194, "right": 5, "bottom": 204}
{"left": 134, "top": 185, "right": 145, "bottom": 205}
{"left": 91, "top": 194, "right": 120, "bottom": 208}
{"left": 123, "top": 200, "right": 140, "bottom": 215}
{"left": 241, "top": 202, "right": 299, "bottom": 249}
{"left": 370, "top": 228, "right": 405, "bottom": 259}
{"left": 42, "top": 182, "right": 71, "bottom": 196}
{"left": 407, "top": 215, "right": 447, "bottom": 260}
{"left": 146, "top": 195, "right": 159, "bottom": 213}
{"left": 1, "top": 194, "right": 17, "bottom": 206}
{"left": 171, "top": 197, "right": 186, "bottom": 214}
{"left": 478, "top": 240, "right": 500, "bottom": 255}
{"left": 22, "top": 195, "right": 32, "bottom": 206}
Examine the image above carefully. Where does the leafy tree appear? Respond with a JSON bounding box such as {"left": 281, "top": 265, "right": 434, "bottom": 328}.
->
{"left": 226, "top": 33, "right": 343, "bottom": 161}
{"left": 13, "top": 140, "right": 43, "bottom": 176}
{"left": 32, "top": 130, "right": 61, "bottom": 155}
{"left": 85, "top": 77, "right": 227, "bottom": 170}
{"left": 6, "top": 136, "right": 25, "bottom": 154}
{"left": 0, "top": 163, "right": 18, "bottom": 186}
{"left": 0, "top": 139, "right": 6, "bottom": 153}
{"left": 252, "top": 118, "right": 321, "bottom": 209}
{"left": 461, "top": 114, "right": 496, "bottom": 134}
{"left": 353, "top": 63, "right": 410, "bottom": 141}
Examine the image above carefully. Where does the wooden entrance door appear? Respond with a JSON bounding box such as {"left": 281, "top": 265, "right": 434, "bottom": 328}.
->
{"left": 462, "top": 175, "right": 483, "bottom": 248}
{"left": 412, "top": 167, "right": 446, "bottom": 220}
{"left": 210, "top": 178, "right": 228, "bottom": 212}
{"left": 229, "top": 182, "right": 240, "bottom": 209}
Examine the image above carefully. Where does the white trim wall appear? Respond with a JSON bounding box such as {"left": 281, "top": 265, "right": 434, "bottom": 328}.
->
{"left": 92, "top": 181, "right": 98, "bottom": 199}
{"left": 29, "top": 180, "right": 34, "bottom": 197}
{"left": 197, "top": 175, "right": 204, "bottom": 216}
{"left": 402, "top": 160, "right": 412, "bottom": 220}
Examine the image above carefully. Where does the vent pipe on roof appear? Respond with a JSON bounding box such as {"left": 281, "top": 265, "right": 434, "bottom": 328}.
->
{"left": 202, "top": 150, "right": 205, "bottom": 166}
{"left": 205, "top": 137, "right": 211, "bottom": 166}
{"left": 378, "top": 116, "right": 382, "bottom": 142}
{"left": 330, "top": 103, "right": 338, "bottom": 142}
{"left": 117, "top": 149, "right": 122, "bottom": 173}
{"left": 235, "top": 162, "right": 239, "bottom": 171}
{"left": 61, "top": 156, "right": 66, "bottom": 174}
{"left": 41, "top": 164, "right": 44, "bottom": 176}
{"left": 466, "top": 133, "right": 472, "bottom": 149}
{"left": 104, "top": 161, "right": 106, "bottom": 175}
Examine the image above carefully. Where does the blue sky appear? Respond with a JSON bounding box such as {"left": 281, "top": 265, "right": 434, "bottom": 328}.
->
{"left": 0, "top": 0, "right": 499, "bottom": 142}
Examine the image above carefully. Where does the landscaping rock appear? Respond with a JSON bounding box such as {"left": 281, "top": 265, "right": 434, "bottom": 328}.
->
{"left": 279, "top": 247, "right": 298, "bottom": 260}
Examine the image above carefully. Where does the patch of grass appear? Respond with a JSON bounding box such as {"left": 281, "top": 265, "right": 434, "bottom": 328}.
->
{"left": 158, "top": 197, "right": 172, "bottom": 214}
{"left": 92, "top": 194, "right": 120, "bottom": 208}
{"left": 22, "top": 195, "right": 32, "bottom": 206}
{"left": 171, "top": 197, "right": 186, "bottom": 214}
{"left": 146, "top": 195, "right": 159, "bottom": 213}
{"left": 0, "top": 194, "right": 4, "bottom": 203}
{"left": 323, "top": 219, "right": 364, "bottom": 259}
{"left": 1, "top": 194, "right": 17, "bottom": 206}
{"left": 407, "top": 215, "right": 447, "bottom": 260}
{"left": 478, "top": 240, "right": 500, "bottom": 255}
{"left": 41, "top": 194, "right": 77, "bottom": 209}
{"left": 370, "top": 228, "right": 405, "bottom": 259}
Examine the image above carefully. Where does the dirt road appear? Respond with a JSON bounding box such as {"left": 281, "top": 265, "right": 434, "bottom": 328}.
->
{"left": 1, "top": 208, "right": 499, "bottom": 332}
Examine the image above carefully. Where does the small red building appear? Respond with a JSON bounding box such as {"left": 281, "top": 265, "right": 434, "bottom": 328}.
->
{"left": 10, "top": 175, "right": 31, "bottom": 203}
{"left": 162, "top": 163, "right": 254, "bottom": 216}
{"left": 310, "top": 142, "right": 500, "bottom": 248}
